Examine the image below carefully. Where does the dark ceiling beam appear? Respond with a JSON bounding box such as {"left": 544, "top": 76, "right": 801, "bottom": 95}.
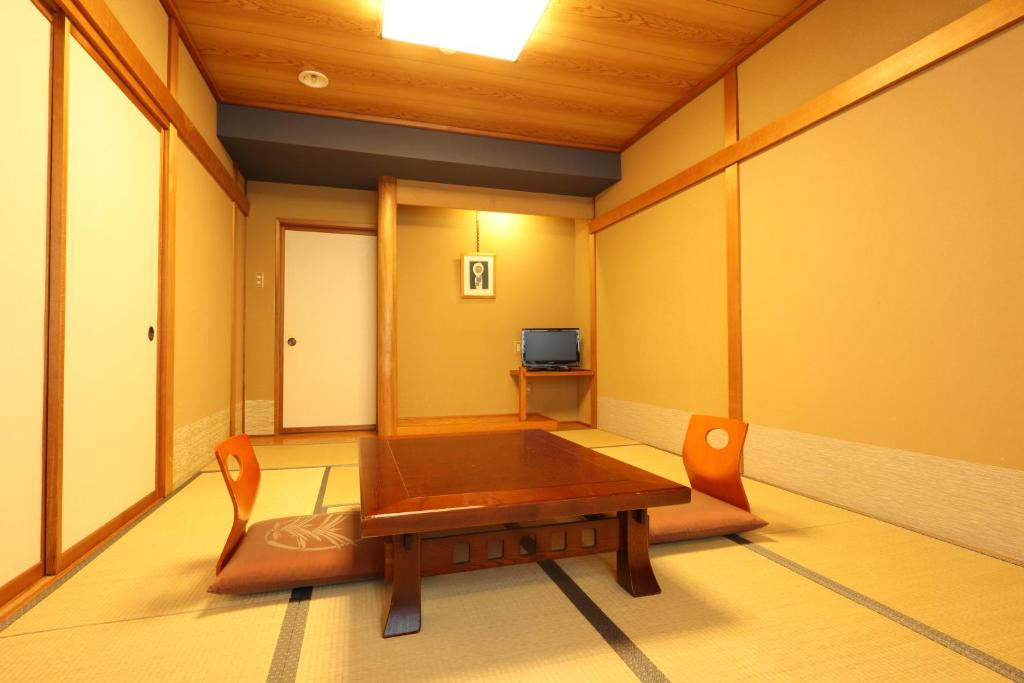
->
{"left": 218, "top": 105, "right": 620, "bottom": 197}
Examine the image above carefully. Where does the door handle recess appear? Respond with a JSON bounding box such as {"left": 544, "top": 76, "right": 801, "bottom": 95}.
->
{"left": 148, "top": 326, "right": 155, "bottom": 341}
{"left": 287, "top": 337, "right": 297, "bottom": 347}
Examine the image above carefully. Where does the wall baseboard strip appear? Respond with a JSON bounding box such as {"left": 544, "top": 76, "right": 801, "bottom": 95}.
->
{"left": 744, "top": 424, "right": 1024, "bottom": 565}
{"left": 598, "top": 395, "right": 1024, "bottom": 565}
{"left": 244, "top": 400, "right": 275, "bottom": 436}
{"left": 596, "top": 396, "right": 690, "bottom": 455}
{"left": 172, "top": 409, "right": 230, "bottom": 487}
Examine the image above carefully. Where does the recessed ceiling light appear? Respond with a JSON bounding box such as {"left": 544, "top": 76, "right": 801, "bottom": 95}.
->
{"left": 298, "top": 70, "right": 329, "bottom": 89}
{"left": 381, "top": 0, "right": 549, "bottom": 62}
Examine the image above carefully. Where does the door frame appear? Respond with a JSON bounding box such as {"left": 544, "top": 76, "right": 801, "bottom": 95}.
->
{"left": 274, "top": 219, "right": 378, "bottom": 434}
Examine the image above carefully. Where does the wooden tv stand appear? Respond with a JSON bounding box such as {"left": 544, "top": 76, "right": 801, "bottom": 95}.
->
{"left": 511, "top": 366, "right": 595, "bottom": 421}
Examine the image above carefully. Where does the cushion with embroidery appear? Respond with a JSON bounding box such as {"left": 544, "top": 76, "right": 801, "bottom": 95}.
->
{"left": 649, "top": 490, "right": 767, "bottom": 543}
{"left": 208, "top": 512, "right": 385, "bottom": 594}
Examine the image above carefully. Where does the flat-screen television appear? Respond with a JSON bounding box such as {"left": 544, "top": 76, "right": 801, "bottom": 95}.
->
{"left": 521, "top": 328, "right": 580, "bottom": 369}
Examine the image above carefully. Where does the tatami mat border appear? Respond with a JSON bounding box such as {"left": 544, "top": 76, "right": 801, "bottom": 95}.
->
{"left": 540, "top": 560, "right": 670, "bottom": 683}
{"left": 266, "top": 586, "right": 313, "bottom": 683}
{"left": 268, "top": 468, "right": 329, "bottom": 682}
{"left": 728, "top": 535, "right": 1024, "bottom": 682}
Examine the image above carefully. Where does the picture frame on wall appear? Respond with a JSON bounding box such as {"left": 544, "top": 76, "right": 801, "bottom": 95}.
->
{"left": 461, "top": 252, "right": 496, "bottom": 299}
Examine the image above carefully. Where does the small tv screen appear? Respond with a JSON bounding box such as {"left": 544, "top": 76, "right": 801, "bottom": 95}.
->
{"left": 522, "top": 328, "right": 580, "bottom": 368}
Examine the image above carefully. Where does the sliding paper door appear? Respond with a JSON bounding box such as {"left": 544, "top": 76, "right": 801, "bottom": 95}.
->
{"left": 61, "top": 37, "right": 161, "bottom": 551}
{"left": 0, "top": 0, "right": 51, "bottom": 595}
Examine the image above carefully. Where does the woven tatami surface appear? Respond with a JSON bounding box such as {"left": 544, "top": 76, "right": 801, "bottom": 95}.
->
{"left": 1, "top": 430, "right": 1021, "bottom": 682}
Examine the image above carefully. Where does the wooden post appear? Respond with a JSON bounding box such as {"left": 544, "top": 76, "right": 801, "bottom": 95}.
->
{"left": 518, "top": 366, "right": 528, "bottom": 421}
{"left": 377, "top": 177, "right": 398, "bottom": 436}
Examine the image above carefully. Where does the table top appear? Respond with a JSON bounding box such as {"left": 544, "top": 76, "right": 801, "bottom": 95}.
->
{"left": 358, "top": 430, "right": 690, "bottom": 537}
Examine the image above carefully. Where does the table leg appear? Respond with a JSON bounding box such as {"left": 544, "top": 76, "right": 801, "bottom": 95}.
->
{"left": 383, "top": 533, "right": 421, "bottom": 637}
{"left": 616, "top": 509, "right": 660, "bottom": 597}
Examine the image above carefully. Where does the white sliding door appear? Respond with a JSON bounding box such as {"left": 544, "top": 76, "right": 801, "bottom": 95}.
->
{"left": 61, "top": 38, "right": 160, "bottom": 550}
{"left": 282, "top": 229, "right": 377, "bottom": 430}
{"left": 0, "top": 0, "right": 50, "bottom": 590}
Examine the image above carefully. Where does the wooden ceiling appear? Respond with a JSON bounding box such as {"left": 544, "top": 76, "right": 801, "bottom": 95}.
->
{"left": 169, "top": 0, "right": 811, "bottom": 151}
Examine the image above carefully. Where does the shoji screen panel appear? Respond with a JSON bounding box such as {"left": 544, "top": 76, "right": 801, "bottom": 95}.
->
{"left": 62, "top": 37, "right": 161, "bottom": 551}
{"left": 0, "top": 1, "right": 51, "bottom": 592}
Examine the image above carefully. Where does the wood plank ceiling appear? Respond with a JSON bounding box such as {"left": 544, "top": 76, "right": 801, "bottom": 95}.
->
{"left": 170, "top": 0, "right": 810, "bottom": 151}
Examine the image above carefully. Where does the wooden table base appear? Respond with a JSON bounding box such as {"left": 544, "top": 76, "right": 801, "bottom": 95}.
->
{"left": 381, "top": 511, "right": 659, "bottom": 637}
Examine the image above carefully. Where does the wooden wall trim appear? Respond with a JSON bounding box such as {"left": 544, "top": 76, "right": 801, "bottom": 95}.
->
{"left": 229, "top": 205, "right": 239, "bottom": 435}
{"left": 50, "top": 0, "right": 248, "bottom": 213}
{"left": 273, "top": 220, "right": 378, "bottom": 435}
{"left": 724, "top": 69, "right": 742, "bottom": 422}
{"left": 158, "top": 0, "right": 222, "bottom": 101}
{"left": 0, "top": 564, "right": 45, "bottom": 617}
{"left": 590, "top": 0, "right": 1024, "bottom": 234}
{"left": 620, "top": 0, "right": 824, "bottom": 150}
{"left": 157, "top": 127, "right": 177, "bottom": 496}
{"left": 377, "top": 177, "right": 399, "bottom": 436}
{"left": 396, "top": 180, "right": 595, "bottom": 220}
{"left": 157, "top": 0, "right": 180, "bottom": 496}
{"left": 588, "top": 232, "right": 598, "bottom": 426}
{"left": 31, "top": 0, "right": 57, "bottom": 21}
{"left": 43, "top": 14, "right": 70, "bottom": 576}
{"left": 273, "top": 221, "right": 284, "bottom": 435}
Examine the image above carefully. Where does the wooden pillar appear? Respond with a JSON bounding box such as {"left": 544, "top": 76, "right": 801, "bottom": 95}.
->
{"left": 157, "top": 23, "right": 179, "bottom": 496}
{"left": 44, "top": 14, "right": 70, "bottom": 575}
{"left": 377, "top": 177, "right": 398, "bottom": 436}
{"left": 724, "top": 68, "right": 743, "bottom": 421}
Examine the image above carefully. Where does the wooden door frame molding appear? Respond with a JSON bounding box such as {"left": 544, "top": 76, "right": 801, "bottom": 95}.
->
{"left": 590, "top": 0, "right": 1024, "bottom": 233}
{"left": 274, "top": 220, "right": 379, "bottom": 435}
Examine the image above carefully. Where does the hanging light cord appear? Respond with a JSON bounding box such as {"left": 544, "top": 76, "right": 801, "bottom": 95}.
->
{"left": 475, "top": 211, "right": 481, "bottom": 252}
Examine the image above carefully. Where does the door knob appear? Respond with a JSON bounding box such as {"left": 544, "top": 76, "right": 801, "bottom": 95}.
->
{"left": 287, "top": 337, "right": 297, "bottom": 347}
{"left": 148, "top": 326, "right": 155, "bottom": 341}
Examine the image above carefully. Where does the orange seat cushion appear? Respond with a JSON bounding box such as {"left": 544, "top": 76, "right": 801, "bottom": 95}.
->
{"left": 208, "top": 512, "right": 385, "bottom": 595}
{"left": 649, "top": 490, "right": 767, "bottom": 544}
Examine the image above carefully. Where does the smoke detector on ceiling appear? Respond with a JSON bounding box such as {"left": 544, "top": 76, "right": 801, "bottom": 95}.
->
{"left": 298, "top": 70, "right": 329, "bottom": 89}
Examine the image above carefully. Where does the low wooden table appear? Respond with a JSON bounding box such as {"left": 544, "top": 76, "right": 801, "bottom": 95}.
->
{"left": 359, "top": 430, "right": 691, "bottom": 637}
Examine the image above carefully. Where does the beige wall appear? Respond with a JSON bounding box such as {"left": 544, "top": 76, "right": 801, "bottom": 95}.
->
{"left": 741, "top": 21, "right": 1024, "bottom": 470}
{"left": 397, "top": 207, "right": 582, "bottom": 420}
{"left": 597, "top": 176, "right": 729, "bottom": 422}
{"left": 592, "top": 0, "right": 1023, "bottom": 558}
{"left": 243, "top": 182, "right": 377, "bottom": 432}
{"left": 105, "top": 0, "right": 168, "bottom": 84}
{"left": 738, "top": 0, "right": 985, "bottom": 135}
{"left": 0, "top": 0, "right": 50, "bottom": 587}
{"left": 596, "top": 81, "right": 724, "bottom": 214}
{"left": 172, "top": 145, "right": 236, "bottom": 482}
{"left": 177, "top": 38, "right": 233, "bottom": 171}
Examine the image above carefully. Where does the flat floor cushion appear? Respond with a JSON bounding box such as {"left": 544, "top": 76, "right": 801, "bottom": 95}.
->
{"left": 649, "top": 490, "right": 767, "bottom": 544}
{"left": 208, "top": 512, "right": 385, "bottom": 595}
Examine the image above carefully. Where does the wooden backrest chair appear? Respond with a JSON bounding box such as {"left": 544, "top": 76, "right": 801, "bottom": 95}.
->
{"left": 682, "top": 414, "right": 751, "bottom": 511}
{"left": 208, "top": 434, "right": 385, "bottom": 595}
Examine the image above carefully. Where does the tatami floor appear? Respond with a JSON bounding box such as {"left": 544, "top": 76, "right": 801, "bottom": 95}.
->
{"left": 2, "top": 429, "right": 1022, "bottom": 682}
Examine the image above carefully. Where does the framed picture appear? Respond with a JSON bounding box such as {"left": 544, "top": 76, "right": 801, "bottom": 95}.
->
{"left": 461, "top": 252, "right": 496, "bottom": 299}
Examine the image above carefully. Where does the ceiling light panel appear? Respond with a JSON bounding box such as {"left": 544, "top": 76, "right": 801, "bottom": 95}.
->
{"left": 381, "top": 0, "right": 549, "bottom": 61}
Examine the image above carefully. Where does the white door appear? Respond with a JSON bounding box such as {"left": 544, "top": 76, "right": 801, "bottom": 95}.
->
{"left": 61, "top": 38, "right": 160, "bottom": 551}
{"left": 282, "top": 229, "right": 377, "bottom": 430}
